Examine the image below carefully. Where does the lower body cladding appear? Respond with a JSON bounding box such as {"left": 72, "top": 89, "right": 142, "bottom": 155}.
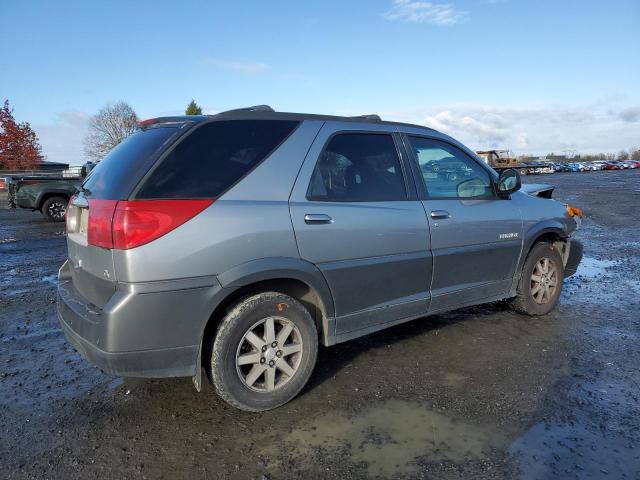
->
{"left": 57, "top": 260, "right": 223, "bottom": 378}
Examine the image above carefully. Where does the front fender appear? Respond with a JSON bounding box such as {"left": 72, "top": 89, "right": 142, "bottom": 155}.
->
{"left": 509, "top": 219, "right": 571, "bottom": 296}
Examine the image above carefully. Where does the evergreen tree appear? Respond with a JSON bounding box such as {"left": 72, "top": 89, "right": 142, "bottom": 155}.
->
{"left": 185, "top": 100, "right": 203, "bottom": 115}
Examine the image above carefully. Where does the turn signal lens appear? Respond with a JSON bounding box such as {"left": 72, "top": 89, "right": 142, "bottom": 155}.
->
{"left": 565, "top": 205, "right": 583, "bottom": 217}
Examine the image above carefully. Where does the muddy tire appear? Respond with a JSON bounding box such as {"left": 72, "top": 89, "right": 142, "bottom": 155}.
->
{"left": 41, "top": 196, "right": 68, "bottom": 222}
{"left": 209, "top": 292, "right": 318, "bottom": 411}
{"left": 511, "top": 242, "right": 565, "bottom": 316}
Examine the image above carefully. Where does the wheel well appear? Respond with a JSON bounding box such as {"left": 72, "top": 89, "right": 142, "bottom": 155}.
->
{"left": 529, "top": 231, "right": 570, "bottom": 266}
{"left": 39, "top": 193, "right": 69, "bottom": 210}
{"left": 201, "top": 278, "right": 327, "bottom": 366}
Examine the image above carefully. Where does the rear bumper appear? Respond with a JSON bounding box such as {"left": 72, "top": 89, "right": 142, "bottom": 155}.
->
{"left": 57, "top": 260, "right": 224, "bottom": 378}
{"left": 564, "top": 239, "right": 583, "bottom": 277}
{"left": 58, "top": 310, "right": 197, "bottom": 377}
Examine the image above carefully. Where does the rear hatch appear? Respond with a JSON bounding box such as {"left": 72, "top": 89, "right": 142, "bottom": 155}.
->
{"left": 64, "top": 123, "right": 189, "bottom": 307}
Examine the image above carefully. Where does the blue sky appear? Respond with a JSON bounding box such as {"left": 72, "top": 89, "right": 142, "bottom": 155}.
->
{"left": 1, "top": 0, "right": 639, "bottom": 163}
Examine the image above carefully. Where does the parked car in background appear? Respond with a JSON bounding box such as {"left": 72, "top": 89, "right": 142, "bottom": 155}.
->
{"left": 567, "top": 163, "right": 582, "bottom": 172}
{"left": 628, "top": 160, "right": 640, "bottom": 168}
{"left": 605, "top": 161, "right": 622, "bottom": 170}
{"left": 586, "top": 162, "right": 601, "bottom": 171}
{"left": 7, "top": 162, "right": 96, "bottom": 221}
{"left": 57, "top": 106, "right": 583, "bottom": 411}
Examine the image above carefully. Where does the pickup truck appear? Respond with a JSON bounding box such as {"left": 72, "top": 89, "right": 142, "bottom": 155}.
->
{"left": 7, "top": 163, "right": 95, "bottom": 222}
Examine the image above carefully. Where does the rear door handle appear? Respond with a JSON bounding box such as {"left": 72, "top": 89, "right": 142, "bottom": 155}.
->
{"left": 430, "top": 210, "right": 451, "bottom": 219}
{"left": 304, "top": 214, "right": 333, "bottom": 225}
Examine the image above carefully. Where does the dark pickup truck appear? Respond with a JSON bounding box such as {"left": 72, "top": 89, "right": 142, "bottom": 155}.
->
{"left": 6, "top": 163, "right": 95, "bottom": 222}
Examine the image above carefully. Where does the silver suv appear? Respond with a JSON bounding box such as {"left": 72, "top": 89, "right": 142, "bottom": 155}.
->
{"left": 58, "top": 106, "right": 583, "bottom": 411}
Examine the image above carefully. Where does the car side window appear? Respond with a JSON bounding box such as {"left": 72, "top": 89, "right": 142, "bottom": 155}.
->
{"left": 307, "top": 133, "right": 407, "bottom": 202}
{"left": 407, "top": 136, "right": 494, "bottom": 199}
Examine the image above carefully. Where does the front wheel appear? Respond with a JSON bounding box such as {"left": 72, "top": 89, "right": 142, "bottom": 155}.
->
{"left": 209, "top": 292, "right": 318, "bottom": 411}
{"left": 511, "top": 242, "right": 565, "bottom": 315}
{"left": 41, "top": 196, "right": 68, "bottom": 222}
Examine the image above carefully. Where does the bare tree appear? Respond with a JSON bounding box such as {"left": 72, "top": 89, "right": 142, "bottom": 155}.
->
{"left": 84, "top": 102, "right": 138, "bottom": 161}
{"left": 617, "top": 149, "right": 630, "bottom": 161}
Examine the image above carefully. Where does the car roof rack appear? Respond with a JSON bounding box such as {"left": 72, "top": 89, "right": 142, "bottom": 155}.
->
{"left": 349, "top": 114, "right": 382, "bottom": 121}
{"left": 218, "top": 105, "right": 275, "bottom": 114}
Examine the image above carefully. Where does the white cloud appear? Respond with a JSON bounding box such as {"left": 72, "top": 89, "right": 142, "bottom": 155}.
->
{"left": 383, "top": 0, "right": 469, "bottom": 26}
{"left": 384, "top": 101, "right": 640, "bottom": 155}
{"left": 34, "top": 111, "right": 90, "bottom": 165}
{"left": 205, "top": 59, "right": 270, "bottom": 74}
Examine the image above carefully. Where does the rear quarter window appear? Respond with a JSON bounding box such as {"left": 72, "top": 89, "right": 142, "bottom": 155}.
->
{"left": 135, "top": 120, "right": 299, "bottom": 199}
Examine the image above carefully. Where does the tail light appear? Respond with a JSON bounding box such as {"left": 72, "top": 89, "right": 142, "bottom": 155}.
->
{"left": 86, "top": 199, "right": 213, "bottom": 250}
{"left": 88, "top": 200, "right": 119, "bottom": 248}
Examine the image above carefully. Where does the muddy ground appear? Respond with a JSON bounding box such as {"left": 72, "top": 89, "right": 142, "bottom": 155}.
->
{"left": 1, "top": 170, "right": 639, "bottom": 480}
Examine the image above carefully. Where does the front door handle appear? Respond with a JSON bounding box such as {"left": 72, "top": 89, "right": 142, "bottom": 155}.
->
{"left": 304, "top": 213, "right": 333, "bottom": 225}
{"left": 430, "top": 210, "right": 451, "bottom": 219}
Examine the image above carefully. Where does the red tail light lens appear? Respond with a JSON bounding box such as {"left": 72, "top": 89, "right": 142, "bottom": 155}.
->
{"left": 112, "top": 199, "right": 213, "bottom": 249}
{"left": 87, "top": 200, "right": 118, "bottom": 248}
{"left": 87, "top": 199, "right": 212, "bottom": 250}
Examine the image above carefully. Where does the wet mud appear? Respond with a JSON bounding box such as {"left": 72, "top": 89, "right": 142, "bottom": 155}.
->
{"left": 1, "top": 170, "right": 639, "bottom": 479}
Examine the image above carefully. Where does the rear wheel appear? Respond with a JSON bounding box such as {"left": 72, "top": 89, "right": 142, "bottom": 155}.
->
{"left": 209, "top": 292, "right": 318, "bottom": 411}
{"left": 41, "top": 196, "right": 68, "bottom": 222}
{"left": 511, "top": 242, "right": 564, "bottom": 315}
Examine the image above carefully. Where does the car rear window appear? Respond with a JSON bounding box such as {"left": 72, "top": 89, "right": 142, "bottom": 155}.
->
{"left": 82, "top": 126, "right": 179, "bottom": 199}
{"left": 135, "top": 120, "right": 299, "bottom": 199}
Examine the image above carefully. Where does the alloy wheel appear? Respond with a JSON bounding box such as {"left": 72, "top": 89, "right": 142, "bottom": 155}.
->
{"left": 48, "top": 202, "right": 66, "bottom": 221}
{"left": 235, "top": 316, "right": 303, "bottom": 392}
{"left": 530, "top": 257, "right": 558, "bottom": 304}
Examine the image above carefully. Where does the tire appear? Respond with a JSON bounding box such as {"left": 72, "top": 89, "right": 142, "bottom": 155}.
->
{"left": 41, "top": 196, "right": 68, "bottom": 222}
{"left": 511, "top": 242, "right": 565, "bottom": 316}
{"left": 209, "top": 292, "right": 318, "bottom": 411}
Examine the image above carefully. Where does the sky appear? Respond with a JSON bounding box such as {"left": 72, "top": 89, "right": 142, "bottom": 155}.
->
{"left": 1, "top": 0, "right": 639, "bottom": 164}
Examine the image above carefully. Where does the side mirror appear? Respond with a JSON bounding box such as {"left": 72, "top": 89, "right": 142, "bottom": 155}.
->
{"left": 497, "top": 168, "right": 521, "bottom": 197}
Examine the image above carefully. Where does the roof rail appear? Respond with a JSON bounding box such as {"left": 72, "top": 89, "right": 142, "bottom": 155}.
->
{"left": 350, "top": 114, "right": 382, "bottom": 121}
{"left": 218, "top": 105, "right": 275, "bottom": 115}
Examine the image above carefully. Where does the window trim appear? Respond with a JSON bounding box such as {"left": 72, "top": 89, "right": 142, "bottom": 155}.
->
{"left": 402, "top": 134, "right": 498, "bottom": 201}
{"left": 130, "top": 118, "right": 301, "bottom": 200}
{"left": 305, "top": 130, "right": 411, "bottom": 203}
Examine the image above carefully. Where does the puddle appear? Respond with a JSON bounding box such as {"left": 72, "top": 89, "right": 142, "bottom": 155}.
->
{"left": 509, "top": 419, "right": 638, "bottom": 478}
{"left": 278, "top": 400, "right": 504, "bottom": 477}
{"left": 0, "top": 237, "right": 17, "bottom": 244}
{"left": 41, "top": 274, "right": 57, "bottom": 285}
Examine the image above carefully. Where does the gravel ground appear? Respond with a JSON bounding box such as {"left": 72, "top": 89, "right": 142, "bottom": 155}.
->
{"left": 1, "top": 170, "right": 639, "bottom": 480}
